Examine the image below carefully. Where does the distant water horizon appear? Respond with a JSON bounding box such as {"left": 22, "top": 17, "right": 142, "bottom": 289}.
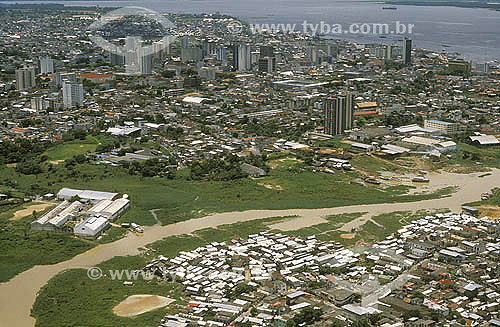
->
{"left": 2, "top": 0, "right": 499, "bottom": 61}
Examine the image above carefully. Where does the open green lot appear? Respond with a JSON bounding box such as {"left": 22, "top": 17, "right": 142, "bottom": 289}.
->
{"left": 31, "top": 256, "right": 184, "bottom": 327}
{"left": 42, "top": 136, "right": 99, "bottom": 161}
{"left": 0, "top": 203, "right": 95, "bottom": 282}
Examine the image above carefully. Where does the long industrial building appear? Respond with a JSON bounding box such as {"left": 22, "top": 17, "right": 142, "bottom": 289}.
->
{"left": 57, "top": 188, "right": 118, "bottom": 203}
{"left": 31, "top": 201, "right": 83, "bottom": 231}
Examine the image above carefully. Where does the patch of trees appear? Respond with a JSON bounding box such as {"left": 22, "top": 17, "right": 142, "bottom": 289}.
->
{"left": 286, "top": 307, "right": 323, "bottom": 327}
{"left": 244, "top": 154, "right": 270, "bottom": 174}
{"left": 96, "top": 139, "right": 121, "bottom": 153}
{"left": 121, "top": 158, "right": 172, "bottom": 178}
{"left": 0, "top": 138, "right": 47, "bottom": 164}
{"left": 241, "top": 117, "right": 280, "bottom": 137}
{"left": 189, "top": 154, "right": 246, "bottom": 181}
{"left": 64, "top": 154, "right": 89, "bottom": 168}
{"left": 225, "top": 283, "right": 257, "bottom": 300}
{"left": 15, "top": 159, "right": 43, "bottom": 175}
{"left": 63, "top": 129, "right": 88, "bottom": 141}
{"left": 384, "top": 112, "right": 421, "bottom": 128}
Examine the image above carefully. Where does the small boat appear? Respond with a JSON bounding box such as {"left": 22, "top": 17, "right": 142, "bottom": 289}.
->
{"left": 412, "top": 176, "right": 429, "bottom": 183}
{"left": 382, "top": 6, "right": 397, "bottom": 10}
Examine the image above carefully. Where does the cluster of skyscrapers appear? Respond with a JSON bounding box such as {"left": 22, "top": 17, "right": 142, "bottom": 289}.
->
{"left": 108, "top": 35, "right": 173, "bottom": 75}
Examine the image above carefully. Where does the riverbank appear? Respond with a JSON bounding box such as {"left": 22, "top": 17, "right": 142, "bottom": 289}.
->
{"left": 0, "top": 168, "right": 499, "bottom": 326}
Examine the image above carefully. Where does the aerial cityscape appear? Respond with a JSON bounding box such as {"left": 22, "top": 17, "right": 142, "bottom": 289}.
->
{"left": 0, "top": 1, "right": 499, "bottom": 327}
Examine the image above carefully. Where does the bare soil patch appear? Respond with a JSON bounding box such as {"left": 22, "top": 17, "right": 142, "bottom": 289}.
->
{"left": 9, "top": 202, "right": 54, "bottom": 221}
{"left": 112, "top": 294, "right": 174, "bottom": 317}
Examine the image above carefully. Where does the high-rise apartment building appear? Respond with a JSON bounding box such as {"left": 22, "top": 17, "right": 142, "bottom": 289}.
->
{"left": 402, "top": 37, "right": 412, "bottom": 66}
{"left": 15, "top": 67, "right": 36, "bottom": 90}
{"left": 62, "top": 81, "right": 84, "bottom": 108}
{"left": 40, "top": 58, "right": 54, "bottom": 74}
{"left": 323, "top": 94, "right": 354, "bottom": 135}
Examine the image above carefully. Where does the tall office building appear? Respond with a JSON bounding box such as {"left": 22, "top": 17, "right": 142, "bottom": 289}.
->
{"left": 55, "top": 72, "right": 77, "bottom": 87}
{"left": 217, "top": 47, "right": 228, "bottom": 66}
{"left": 233, "top": 44, "right": 251, "bottom": 71}
{"left": 260, "top": 45, "right": 274, "bottom": 58}
{"left": 110, "top": 52, "right": 125, "bottom": 66}
{"left": 126, "top": 36, "right": 142, "bottom": 52}
{"left": 402, "top": 37, "right": 412, "bottom": 66}
{"left": 137, "top": 47, "right": 153, "bottom": 75}
{"left": 181, "top": 36, "right": 189, "bottom": 49}
{"left": 62, "top": 81, "right": 84, "bottom": 108}
{"left": 39, "top": 58, "right": 54, "bottom": 74}
{"left": 181, "top": 47, "right": 203, "bottom": 62}
{"left": 258, "top": 56, "right": 276, "bottom": 73}
{"left": 323, "top": 94, "right": 354, "bottom": 135}
{"left": 385, "top": 44, "right": 393, "bottom": 61}
{"left": 31, "top": 97, "right": 49, "bottom": 110}
{"left": 152, "top": 35, "right": 173, "bottom": 57}
{"left": 15, "top": 67, "right": 36, "bottom": 91}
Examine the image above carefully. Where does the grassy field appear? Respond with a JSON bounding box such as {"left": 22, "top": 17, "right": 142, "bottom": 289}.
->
{"left": 0, "top": 203, "right": 95, "bottom": 282}
{"left": 351, "top": 154, "right": 409, "bottom": 174}
{"left": 31, "top": 256, "right": 185, "bottom": 327}
{"left": 42, "top": 136, "right": 99, "bottom": 161}
{"left": 444, "top": 143, "right": 500, "bottom": 170}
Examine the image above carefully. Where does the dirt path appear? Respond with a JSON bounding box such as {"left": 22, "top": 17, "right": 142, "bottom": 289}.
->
{"left": 0, "top": 169, "right": 499, "bottom": 327}
{"left": 9, "top": 202, "right": 54, "bottom": 221}
{"left": 150, "top": 209, "right": 161, "bottom": 225}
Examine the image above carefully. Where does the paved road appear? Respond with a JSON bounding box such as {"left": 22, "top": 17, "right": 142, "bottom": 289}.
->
{"left": 0, "top": 169, "right": 498, "bottom": 327}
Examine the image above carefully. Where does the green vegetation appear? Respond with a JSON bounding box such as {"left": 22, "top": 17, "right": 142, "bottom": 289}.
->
{"left": 0, "top": 203, "right": 95, "bottom": 282}
{"left": 351, "top": 154, "right": 408, "bottom": 174}
{"left": 98, "top": 226, "right": 129, "bottom": 244}
{"left": 31, "top": 256, "right": 184, "bottom": 327}
{"left": 42, "top": 136, "right": 98, "bottom": 162}
{"left": 286, "top": 307, "right": 323, "bottom": 327}
{"left": 0, "top": 154, "right": 456, "bottom": 229}
{"left": 452, "top": 143, "right": 500, "bottom": 169}
{"left": 0, "top": 138, "right": 47, "bottom": 164}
